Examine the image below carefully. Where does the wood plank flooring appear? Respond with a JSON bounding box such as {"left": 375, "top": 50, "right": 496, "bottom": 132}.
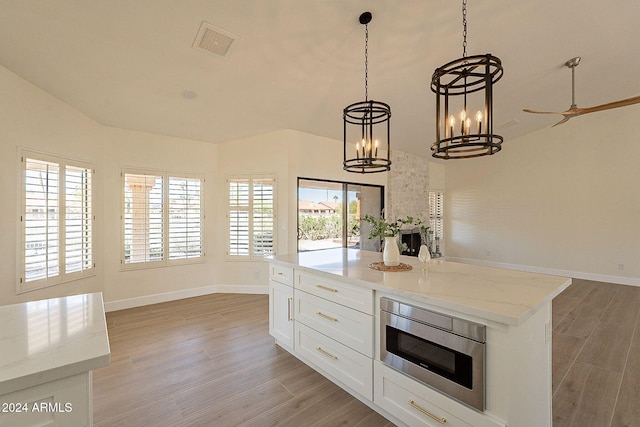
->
{"left": 93, "top": 293, "right": 392, "bottom": 426}
{"left": 93, "top": 279, "right": 640, "bottom": 426}
{"left": 552, "top": 279, "right": 640, "bottom": 427}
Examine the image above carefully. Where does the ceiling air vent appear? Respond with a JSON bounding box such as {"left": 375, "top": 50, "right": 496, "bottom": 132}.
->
{"left": 192, "top": 21, "right": 238, "bottom": 58}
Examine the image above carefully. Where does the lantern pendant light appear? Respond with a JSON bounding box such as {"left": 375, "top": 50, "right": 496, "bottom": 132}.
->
{"left": 343, "top": 12, "right": 392, "bottom": 173}
{"left": 431, "top": 0, "right": 504, "bottom": 159}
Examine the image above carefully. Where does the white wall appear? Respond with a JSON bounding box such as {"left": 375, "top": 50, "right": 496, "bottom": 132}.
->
{"left": 0, "top": 66, "right": 104, "bottom": 305}
{"left": 429, "top": 161, "right": 445, "bottom": 190}
{"left": 444, "top": 106, "right": 640, "bottom": 285}
{"left": 216, "top": 129, "right": 387, "bottom": 288}
{"left": 0, "top": 63, "right": 390, "bottom": 307}
{"left": 101, "top": 127, "right": 219, "bottom": 304}
{"left": 0, "top": 64, "right": 226, "bottom": 307}
{"left": 215, "top": 130, "right": 291, "bottom": 289}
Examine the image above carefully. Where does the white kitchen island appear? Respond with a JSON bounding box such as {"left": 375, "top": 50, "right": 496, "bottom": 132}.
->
{"left": 268, "top": 248, "right": 571, "bottom": 427}
{"left": 0, "top": 292, "right": 110, "bottom": 427}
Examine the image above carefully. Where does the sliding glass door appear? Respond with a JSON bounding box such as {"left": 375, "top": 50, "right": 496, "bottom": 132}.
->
{"left": 297, "top": 178, "right": 383, "bottom": 252}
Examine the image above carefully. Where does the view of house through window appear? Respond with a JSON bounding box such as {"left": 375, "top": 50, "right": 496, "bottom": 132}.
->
{"left": 297, "top": 178, "right": 383, "bottom": 252}
{"left": 122, "top": 170, "right": 204, "bottom": 267}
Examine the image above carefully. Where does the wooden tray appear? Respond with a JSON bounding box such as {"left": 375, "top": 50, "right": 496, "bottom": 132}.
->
{"left": 368, "top": 262, "right": 413, "bottom": 272}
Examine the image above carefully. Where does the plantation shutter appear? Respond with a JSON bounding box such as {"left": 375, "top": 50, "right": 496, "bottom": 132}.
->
{"left": 65, "top": 165, "right": 93, "bottom": 274}
{"left": 227, "top": 175, "right": 275, "bottom": 259}
{"left": 429, "top": 190, "right": 444, "bottom": 239}
{"left": 169, "top": 177, "right": 203, "bottom": 260}
{"left": 21, "top": 153, "right": 94, "bottom": 291}
{"left": 24, "top": 158, "right": 60, "bottom": 283}
{"left": 252, "top": 178, "right": 275, "bottom": 256}
{"left": 123, "top": 173, "right": 164, "bottom": 264}
{"left": 228, "top": 178, "right": 250, "bottom": 256}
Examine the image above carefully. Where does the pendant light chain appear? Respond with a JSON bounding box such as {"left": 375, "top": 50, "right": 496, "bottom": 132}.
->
{"left": 364, "top": 23, "right": 369, "bottom": 101}
{"left": 462, "top": 0, "right": 467, "bottom": 58}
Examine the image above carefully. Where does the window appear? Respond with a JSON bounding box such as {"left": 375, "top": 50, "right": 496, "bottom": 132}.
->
{"left": 20, "top": 152, "right": 94, "bottom": 292}
{"left": 429, "top": 190, "right": 444, "bottom": 240}
{"left": 227, "top": 175, "right": 275, "bottom": 260}
{"left": 168, "top": 177, "right": 203, "bottom": 260}
{"left": 297, "top": 178, "right": 384, "bottom": 252}
{"left": 122, "top": 170, "right": 204, "bottom": 268}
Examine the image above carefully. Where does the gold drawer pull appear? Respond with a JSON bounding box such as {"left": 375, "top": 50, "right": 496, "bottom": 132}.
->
{"left": 315, "top": 346, "right": 338, "bottom": 360}
{"left": 408, "top": 400, "right": 446, "bottom": 424}
{"left": 277, "top": 272, "right": 283, "bottom": 275}
{"left": 316, "top": 284, "right": 338, "bottom": 293}
{"left": 316, "top": 311, "right": 338, "bottom": 322}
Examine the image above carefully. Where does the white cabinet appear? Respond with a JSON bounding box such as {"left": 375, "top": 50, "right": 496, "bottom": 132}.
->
{"left": 296, "top": 271, "right": 373, "bottom": 315}
{"left": 0, "top": 293, "right": 109, "bottom": 427}
{"left": 295, "top": 289, "right": 373, "bottom": 357}
{"left": 268, "top": 265, "right": 294, "bottom": 350}
{"left": 296, "top": 323, "right": 373, "bottom": 400}
{"left": 268, "top": 262, "right": 508, "bottom": 426}
{"left": 374, "top": 362, "right": 504, "bottom": 427}
{"left": 293, "top": 270, "right": 374, "bottom": 401}
{"left": 268, "top": 263, "right": 375, "bottom": 402}
{"left": 270, "top": 263, "right": 294, "bottom": 285}
{"left": 0, "top": 373, "right": 91, "bottom": 427}
{"left": 268, "top": 250, "right": 565, "bottom": 427}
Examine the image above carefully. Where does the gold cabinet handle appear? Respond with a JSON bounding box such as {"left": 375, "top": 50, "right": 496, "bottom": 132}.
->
{"left": 315, "top": 346, "right": 338, "bottom": 360}
{"left": 316, "top": 311, "right": 338, "bottom": 322}
{"left": 316, "top": 284, "right": 338, "bottom": 293}
{"left": 277, "top": 272, "right": 283, "bottom": 275}
{"left": 287, "top": 297, "right": 293, "bottom": 321}
{"left": 408, "top": 400, "right": 447, "bottom": 424}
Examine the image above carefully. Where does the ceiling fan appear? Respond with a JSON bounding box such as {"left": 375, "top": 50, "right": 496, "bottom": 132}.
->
{"left": 523, "top": 57, "right": 640, "bottom": 127}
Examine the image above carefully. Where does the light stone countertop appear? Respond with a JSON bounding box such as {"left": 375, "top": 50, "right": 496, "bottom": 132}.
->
{"left": 0, "top": 292, "right": 110, "bottom": 395}
{"left": 268, "top": 248, "right": 572, "bottom": 325}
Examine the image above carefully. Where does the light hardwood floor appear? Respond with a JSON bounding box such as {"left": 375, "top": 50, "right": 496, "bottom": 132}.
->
{"left": 552, "top": 279, "right": 640, "bottom": 426}
{"left": 93, "top": 279, "right": 640, "bottom": 426}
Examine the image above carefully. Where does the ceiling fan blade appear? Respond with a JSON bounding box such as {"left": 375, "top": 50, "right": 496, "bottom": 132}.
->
{"left": 525, "top": 58, "right": 640, "bottom": 127}
{"left": 522, "top": 108, "right": 568, "bottom": 115}
{"left": 578, "top": 95, "right": 640, "bottom": 114}
{"left": 551, "top": 116, "right": 572, "bottom": 127}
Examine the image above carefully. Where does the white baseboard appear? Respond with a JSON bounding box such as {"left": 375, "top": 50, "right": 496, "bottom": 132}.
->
{"left": 445, "top": 257, "right": 640, "bottom": 287}
{"left": 104, "top": 284, "right": 268, "bottom": 312}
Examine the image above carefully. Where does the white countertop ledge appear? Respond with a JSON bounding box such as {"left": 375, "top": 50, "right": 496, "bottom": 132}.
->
{"left": 0, "top": 292, "right": 111, "bottom": 395}
{"left": 268, "top": 249, "right": 572, "bottom": 325}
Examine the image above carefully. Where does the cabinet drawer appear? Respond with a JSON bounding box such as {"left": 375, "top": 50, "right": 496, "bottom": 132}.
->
{"left": 270, "top": 264, "right": 293, "bottom": 285}
{"left": 296, "top": 290, "right": 373, "bottom": 357}
{"left": 375, "top": 362, "right": 470, "bottom": 427}
{"left": 295, "top": 322, "right": 373, "bottom": 401}
{"left": 296, "top": 272, "right": 373, "bottom": 315}
{"left": 374, "top": 362, "right": 504, "bottom": 427}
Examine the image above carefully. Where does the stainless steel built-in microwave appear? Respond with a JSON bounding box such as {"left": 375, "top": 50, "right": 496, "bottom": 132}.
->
{"left": 380, "top": 297, "right": 486, "bottom": 411}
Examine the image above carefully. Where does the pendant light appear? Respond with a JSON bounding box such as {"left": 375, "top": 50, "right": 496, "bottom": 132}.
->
{"left": 431, "top": 0, "right": 504, "bottom": 159}
{"left": 343, "top": 12, "right": 391, "bottom": 173}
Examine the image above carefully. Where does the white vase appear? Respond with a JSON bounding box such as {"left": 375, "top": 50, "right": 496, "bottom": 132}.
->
{"left": 383, "top": 236, "right": 400, "bottom": 267}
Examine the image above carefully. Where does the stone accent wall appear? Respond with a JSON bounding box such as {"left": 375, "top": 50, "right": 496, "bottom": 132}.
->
{"left": 387, "top": 150, "right": 430, "bottom": 224}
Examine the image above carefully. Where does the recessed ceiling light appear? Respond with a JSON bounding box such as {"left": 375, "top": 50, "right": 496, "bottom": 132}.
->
{"left": 182, "top": 89, "right": 198, "bottom": 99}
